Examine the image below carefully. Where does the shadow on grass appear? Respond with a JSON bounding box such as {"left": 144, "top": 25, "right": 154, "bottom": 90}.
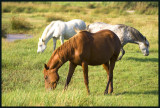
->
{"left": 125, "top": 57, "right": 158, "bottom": 62}
{"left": 115, "top": 90, "right": 158, "bottom": 96}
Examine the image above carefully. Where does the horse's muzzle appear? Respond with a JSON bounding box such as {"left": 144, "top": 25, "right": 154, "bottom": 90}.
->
{"left": 37, "top": 50, "right": 43, "bottom": 53}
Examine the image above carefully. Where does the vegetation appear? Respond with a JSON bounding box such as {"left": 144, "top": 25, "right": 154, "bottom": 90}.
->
{"left": 11, "top": 16, "right": 33, "bottom": 31}
{"left": 2, "top": 26, "right": 7, "bottom": 38}
{"left": 2, "top": 2, "right": 158, "bottom": 106}
{"left": 2, "top": 2, "right": 158, "bottom": 15}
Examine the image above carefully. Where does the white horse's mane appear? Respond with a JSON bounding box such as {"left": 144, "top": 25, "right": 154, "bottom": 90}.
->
{"left": 41, "top": 21, "right": 56, "bottom": 41}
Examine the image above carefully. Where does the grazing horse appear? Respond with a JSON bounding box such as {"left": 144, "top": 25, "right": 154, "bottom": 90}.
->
{"left": 43, "top": 29, "right": 121, "bottom": 95}
{"left": 37, "top": 19, "right": 86, "bottom": 53}
{"left": 87, "top": 22, "right": 150, "bottom": 60}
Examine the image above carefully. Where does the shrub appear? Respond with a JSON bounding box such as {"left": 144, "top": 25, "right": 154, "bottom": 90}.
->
{"left": 2, "top": 5, "right": 15, "bottom": 13}
{"left": 12, "top": 7, "right": 26, "bottom": 13}
{"left": 2, "top": 26, "right": 7, "bottom": 38}
{"left": 10, "top": 17, "right": 32, "bottom": 31}
{"left": 46, "top": 15, "right": 65, "bottom": 22}
{"left": 12, "top": 6, "right": 37, "bottom": 13}
{"left": 87, "top": 3, "right": 96, "bottom": 9}
{"left": 64, "top": 7, "right": 81, "bottom": 13}
{"left": 92, "top": 7, "right": 109, "bottom": 14}
{"left": 24, "top": 7, "right": 37, "bottom": 13}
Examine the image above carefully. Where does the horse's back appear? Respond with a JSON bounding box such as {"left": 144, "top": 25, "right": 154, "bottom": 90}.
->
{"left": 92, "top": 30, "right": 121, "bottom": 57}
{"left": 66, "top": 19, "right": 86, "bottom": 29}
{"left": 64, "top": 19, "right": 86, "bottom": 39}
{"left": 74, "top": 30, "right": 121, "bottom": 65}
{"left": 87, "top": 22, "right": 130, "bottom": 45}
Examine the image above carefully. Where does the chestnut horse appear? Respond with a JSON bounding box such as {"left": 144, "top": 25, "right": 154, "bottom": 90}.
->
{"left": 43, "top": 29, "right": 121, "bottom": 95}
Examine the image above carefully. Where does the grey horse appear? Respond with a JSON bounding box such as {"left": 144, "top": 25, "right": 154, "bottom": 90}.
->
{"left": 87, "top": 22, "right": 150, "bottom": 60}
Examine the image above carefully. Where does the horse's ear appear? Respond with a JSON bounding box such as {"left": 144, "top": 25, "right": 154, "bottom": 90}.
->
{"left": 44, "top": 64, "right": 49, "bottom": 70}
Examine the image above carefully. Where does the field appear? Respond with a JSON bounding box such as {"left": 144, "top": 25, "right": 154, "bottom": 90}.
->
{"left": 1, "top": 2, "right": 158, "bottom": 106}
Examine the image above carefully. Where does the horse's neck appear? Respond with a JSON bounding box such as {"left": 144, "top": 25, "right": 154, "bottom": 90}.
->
{"left": 57, "top": 41, "right": 74, "bottom": 64}
{"left": 58, "top": 48, "right": 70, "bottom": 64}
{"left": 131, "top": 34, "right": 144, "bottom": 45}
{"left": 43, "top": 34, "right": 53, "bottom": 45}
{"left": 48, "top": 52, "right": 65, "bottom": 70}
{"left": 42, "top": 22, "right": 55, "bottom": 44}
{"left": 48, "top": 38, "right": 74, "bottom": 69}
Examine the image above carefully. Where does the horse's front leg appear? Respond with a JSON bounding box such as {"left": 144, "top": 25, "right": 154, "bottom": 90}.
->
{"left": 53, "top": 38, "right": 57, "bottom": 51}
{"left": 82, "top": 61, "right": 90, "bottom": 95}
{"left": 60, "top": 36, "right": 64, "bottom": 45}
{"left": 64, "top": 62, "right": 77, "bottom": 91}
{"left": 117, "top": 47, "right": 125, "bottom": 61}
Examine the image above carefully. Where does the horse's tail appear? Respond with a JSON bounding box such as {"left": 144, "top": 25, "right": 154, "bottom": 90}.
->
{"left": 86, "top": 24, "right": 90, "bottom": 31}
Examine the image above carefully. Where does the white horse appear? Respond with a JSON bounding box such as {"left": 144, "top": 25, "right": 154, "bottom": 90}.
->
{"left": 87, "top": 22, "right": 150, "bottom": 60}
{"left": 37, "top": 19, "right": 86, "bottom": 53}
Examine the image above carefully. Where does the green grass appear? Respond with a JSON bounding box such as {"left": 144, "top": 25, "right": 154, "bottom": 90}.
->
{"left": 1, "top": 2, "right": 158, "bottom": 106}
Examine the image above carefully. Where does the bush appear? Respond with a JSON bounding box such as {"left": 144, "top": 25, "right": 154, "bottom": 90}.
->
{"left": 46, "top": 15, "right": 65, "bottom": 22}
{"left": 64, "top": 7, "right": 81, "bottom": 13}
{"left": 87, "top": 3, "right": 96, "bottom": 9}
{"left": 12, "top": 7, "right": 26, "bottom": 13}
{"left": 10, "top": 17, "right": 32, "bottom": 31}
{"left": 2, "top": 26, "right": 7, "bottom": 38}
{"left": 12, "top": 6, "right": 37, "bottom": 13}
{"left": 2, "top": 5, "right": 15, "bottom": 13}
{"left": 24, "top": 7, "right": 37, "bottom": 13}
{"left": 92, "top": 7, "right": 109, "bottom": 14}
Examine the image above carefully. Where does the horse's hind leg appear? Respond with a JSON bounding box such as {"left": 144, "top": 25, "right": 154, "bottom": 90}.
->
{"left": 117, "top": 47, "right": 125, "bottom": 61}
{"left": 104, "top": 56, "right": 117, "bottom": 94}
{"left": 82, "top": 61, "right": 90, "bottom": 95}
{"left": 64, "top": 62, "right": 77, "bottom": 91}
{"left": 103, "top": 62, "right": 110, "bottom": 94}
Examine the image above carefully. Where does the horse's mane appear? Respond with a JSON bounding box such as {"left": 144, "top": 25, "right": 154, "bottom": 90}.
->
{"left": 42, "top": 21, "right": 56, "bottom": 41}
{"left": 118, "top": 24, "right": 146, "bottom": 41}
{"left": 52, "top": 35, "right": 78, "bottom": 62}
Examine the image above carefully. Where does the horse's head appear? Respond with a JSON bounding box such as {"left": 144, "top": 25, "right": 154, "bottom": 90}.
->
{"left": 37, "top": 38, "right": 46, "bottom": 53}
{"left": 139, "top": 37, "right": 150, "bottom": 56}
{"left": 43, "top": 64, "right": 59, "bottom": 90}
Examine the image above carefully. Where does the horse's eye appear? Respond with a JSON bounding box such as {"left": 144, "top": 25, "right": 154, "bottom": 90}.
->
{"left": 52, "top": 81, "right": 58, "bottom": 85}
{"left": 52, "top": 82, "right": 55, "bottom": 85}
{"left": 45, "top": 76, "right": 48, "bottom": 79}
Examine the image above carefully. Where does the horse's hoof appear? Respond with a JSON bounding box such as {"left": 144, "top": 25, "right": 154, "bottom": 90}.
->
{"left": 117, "top": 58, "right": 121, "bottom": 61}
{"left": 104, "top": 91, "right": 108, "bottom": 95}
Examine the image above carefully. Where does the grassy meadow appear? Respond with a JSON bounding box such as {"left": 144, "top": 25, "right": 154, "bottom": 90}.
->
{"left": 1, "top": 2, "right": 159, "bottom": 106}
